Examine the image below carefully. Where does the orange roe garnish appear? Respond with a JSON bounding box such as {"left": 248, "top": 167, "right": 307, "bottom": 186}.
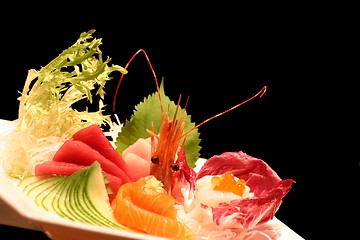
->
{"left": 211, "top": 173, "right": 247, "bottom": 197}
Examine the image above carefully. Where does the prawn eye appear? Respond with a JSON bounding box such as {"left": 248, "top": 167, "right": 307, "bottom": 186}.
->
{"left": 151, "top": 156, "right": 159, "bottom": 164}
{"left": 170, "top": 163, "right": 179, "bottom": 171}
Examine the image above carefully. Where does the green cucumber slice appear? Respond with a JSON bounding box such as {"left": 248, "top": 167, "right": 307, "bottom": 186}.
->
{"left": 17, "top": 161, "right": 128, "bottom": 231}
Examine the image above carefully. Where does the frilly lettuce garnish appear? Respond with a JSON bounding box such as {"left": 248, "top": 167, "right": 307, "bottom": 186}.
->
{"left": 4, "top": 29, "right": 127, "bottom": 179}
{"left": 115, "top": 79, "right": 201, "bottom": 168}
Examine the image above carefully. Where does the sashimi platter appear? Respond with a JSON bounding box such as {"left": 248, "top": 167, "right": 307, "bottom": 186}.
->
{"left": 0, "top": 30, "right": 303, "bottom": 240}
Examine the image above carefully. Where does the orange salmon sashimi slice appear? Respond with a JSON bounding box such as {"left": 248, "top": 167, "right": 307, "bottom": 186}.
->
{"left": 112, "top": 175, "right": 194, "bottom": 239}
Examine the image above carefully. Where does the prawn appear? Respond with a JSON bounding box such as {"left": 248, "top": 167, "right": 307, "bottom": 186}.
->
{"left": 112, "top": 49, "right": 267, "bottom": 196}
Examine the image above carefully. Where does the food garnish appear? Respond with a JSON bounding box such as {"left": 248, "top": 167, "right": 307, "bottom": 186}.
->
{"left": 18, "top": 161, "right": 128, "bottom": 230}
{"left": 115, "top": 79, "right": 201, "bottom": 169}
{"left": 3, "top": 29, "right": 127, "bottom": 179}
{"left": 211, "top": 173, "right": 247, "bottom": 197}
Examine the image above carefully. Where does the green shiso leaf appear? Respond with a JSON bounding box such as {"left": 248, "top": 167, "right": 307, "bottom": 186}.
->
{"left": 116, "top": 79, "right": 201, "bottom": 168}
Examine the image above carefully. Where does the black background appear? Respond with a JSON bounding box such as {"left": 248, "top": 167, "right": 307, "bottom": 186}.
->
{"left": 0, "top": 4, "right": 358, "bottom": 239}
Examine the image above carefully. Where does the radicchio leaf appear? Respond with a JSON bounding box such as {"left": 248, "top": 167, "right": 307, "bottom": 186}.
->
{"left": 196, "top": 151, "right": 295, "bottom": 229}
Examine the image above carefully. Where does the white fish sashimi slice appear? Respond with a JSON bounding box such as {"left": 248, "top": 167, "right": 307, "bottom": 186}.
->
{"left": 122, "top": 138, "right": 152, "bottom": 161}
{"left": 123, "top": 153, "right": 151, "bottom": 181}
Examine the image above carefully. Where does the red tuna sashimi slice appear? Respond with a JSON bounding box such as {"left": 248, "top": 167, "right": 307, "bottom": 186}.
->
{"left": 71, "top": 124, "right": 130, "bottom": 177}
{"left": 52, "top": 140, "right": 131, "bottom": 183}
{"left": 105, "top": 173, "right": 124, "bottom": 202}
{"left": 35, "top": 161, "right": 86, "bottom": 176}
{"left": 35, "top": 160, "right": 124, "bottom": 200}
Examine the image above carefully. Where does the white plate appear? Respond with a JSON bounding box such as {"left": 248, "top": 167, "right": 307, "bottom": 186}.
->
{"left": 0, "top": 119, "right": 304, "bottom": 240}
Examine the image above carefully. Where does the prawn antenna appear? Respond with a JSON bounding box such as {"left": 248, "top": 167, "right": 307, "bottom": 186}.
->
{"left": 181, "top": 85, "right": 267, "bottom": 138}
{"left": 112, "top": 49, "right": 163, "bottom": 114}
{"left": 113, "top": 48, "right": 267, "bottom": 140}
